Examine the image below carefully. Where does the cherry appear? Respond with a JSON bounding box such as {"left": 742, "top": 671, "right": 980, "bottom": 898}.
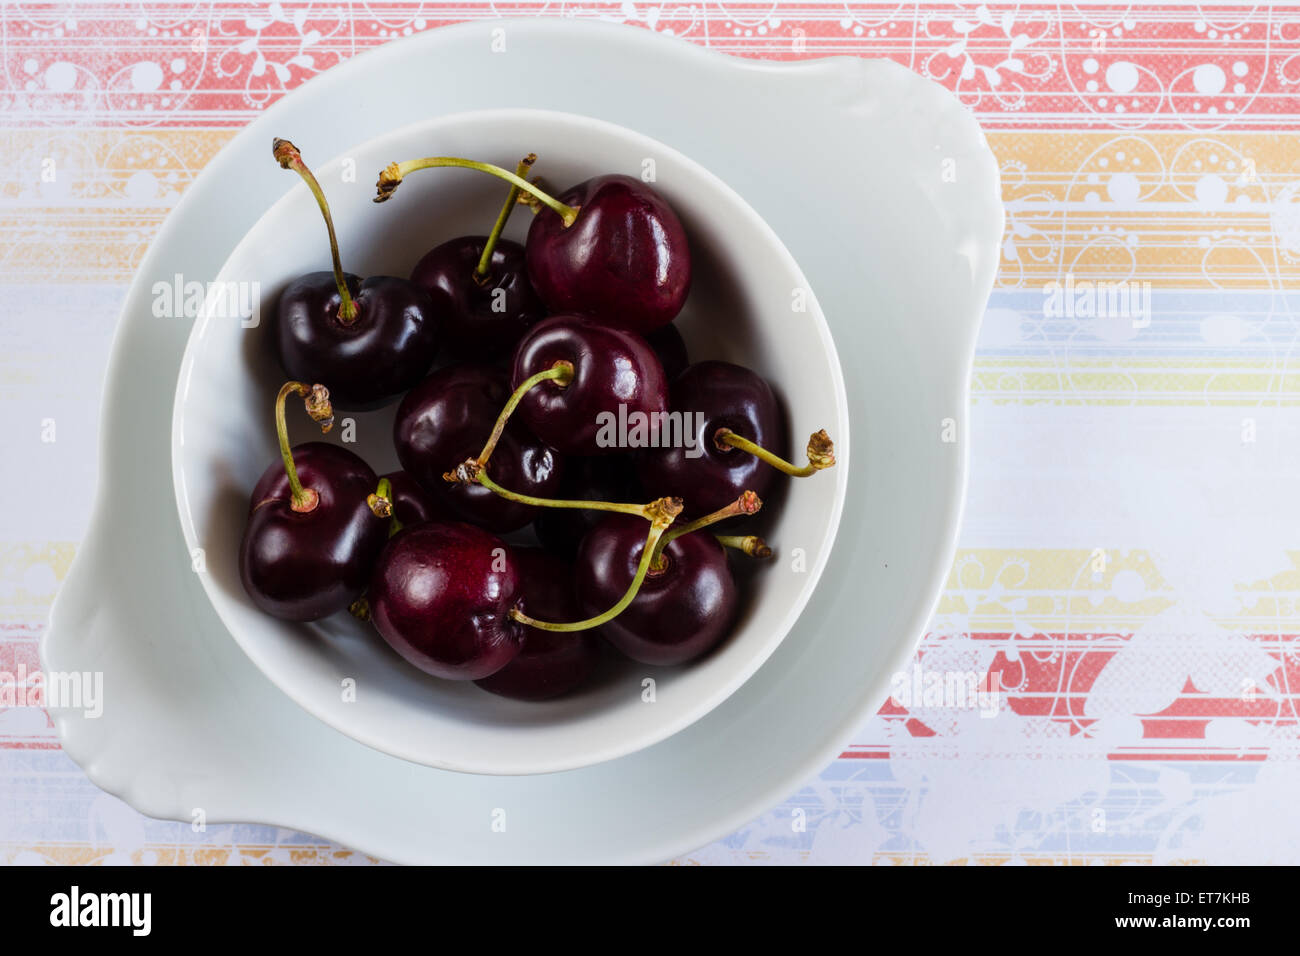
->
{"left": 273, "top": 139, "right": 439, "bottom": 410}
{"left": 370, "top": 499, "right": 685, "bottom": 681}
{"left": 392, "top": 361, "right": 561, "bottom": 535}
{"left": 508, "top": 314, "right": 668, "bottom": 456}
{"left": 380, "top": 470, "right": 444, "bottom": 528}
{"left": 522, "top": 175, "right": 690, "bottom": 334}
{"left": 370, "top": 522, "right": 524, "bottom": 680}
{"left": 239, "top": 382, "right": 391, "bottom": 621}
{"left": 640, "top": 360, "right": 835, "bottom": 517}
{"left": 579, "top": 522, "right": 735, "bottom": 666}
{"left": 376, "top": 160, "right": 690, "bottom": 334}
{"left": 534, "top": 455, "right": 641, "bottom": 560}
{"left": 408, "top": 155, "right": 546, "bottom": 359}
{"left": 474, "top": 547, "right": 600, "bottom": 700}
{"left": 645, "top": 323, "right": 689, "bottom": 382}
{"left": 574, "top": 492, "right": 762, "bottom": 666}
{"left": 394, "top": 364, "right": 564, "bottom": 533}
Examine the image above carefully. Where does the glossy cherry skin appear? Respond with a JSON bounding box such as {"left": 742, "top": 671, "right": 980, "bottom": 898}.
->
{"left": 394, "top": 364, "right": 564, "bottom": 533}
{"left": 525, "top": 175, "right": 691, "bottom": 334}
{"left": 575, "top": 516, "right": 738, "bottom": 666}
{"left": 409, "top": 236, "right": 545, "bottom": 359}
{"left": 534, "top": 455, "right": 641, "bottom": 560}
{"left": 475, "top": 548, "right": 600, "bottom": 700}
{"left": 510, "top": 314, "right": 668, "bottom": 457}
{"left": 275, "top": 272, "right": 439, "bottom": 411}
{"left": 239, "top": 442, "right": 388, "bottom": 621}
{"left": 380, "top": 470, "right": 444, "bottom": 528}
{"left": 645, "top": 323, "right": 689, "bottom": 382}
{"left": 369, "top": 522, "right": 524, "bottom": 680}
{"left": 640, "top": 360, "right": 788, "bottom": 517}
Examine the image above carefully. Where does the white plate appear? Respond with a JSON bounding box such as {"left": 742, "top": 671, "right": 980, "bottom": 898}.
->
{"left": 44, "top": 19, "right": 1001, "bottom": 864}
{"left": 172, "top": 108, "right": 850, "bottom": 775}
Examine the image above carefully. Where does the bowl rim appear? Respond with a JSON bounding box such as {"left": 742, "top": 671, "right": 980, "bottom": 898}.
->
{"left": 170, "top": 105, "right": 851, "bottom": 775}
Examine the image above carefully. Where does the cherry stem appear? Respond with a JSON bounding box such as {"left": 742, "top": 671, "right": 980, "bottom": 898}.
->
{"left": 473, "top": 361, "right": 573, "bottom": 469}
{"left": 273, "top": 138, "right": 358, "bottom": 324}
{"left": 275, "top": 381, "right": 334, "bottom": 513}
{"left": 511, "top": 511, "right": 679, "bottom": 633}
{"left": 475, "top": 154, "right": 536, "bottom": 280}
{"left": 715, "top": 534, "right": 773, "bottom": 558}
{"left": 650, "top": 491, "right": 762, "bottom": 569}
{"left": 376, "top": 157, "right": 580, "bottom": 227}
{"left": 716, "top": 428, "right": 836, "bottom": 477}
{"left": 367, "top": 477, "right": 392, "bottom": 519}
{"left": 463, "top": 467, "right": 682, "bottom": 524}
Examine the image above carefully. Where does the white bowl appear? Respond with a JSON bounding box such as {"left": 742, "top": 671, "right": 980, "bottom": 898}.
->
{"left": 172, "top": 108, "right": 849, "bottom": 776}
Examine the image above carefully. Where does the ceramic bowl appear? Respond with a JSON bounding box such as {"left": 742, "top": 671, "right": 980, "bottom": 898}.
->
{"left": 172, "top": 108, "right": 849, "bottom": 775}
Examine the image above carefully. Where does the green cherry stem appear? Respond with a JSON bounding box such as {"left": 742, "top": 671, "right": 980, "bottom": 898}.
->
{"left": 462, "top": 467, "right": 682, "bottom": 524}
{"left": 375, "top": 156, "right": 580, "bottom": 227}
{"left": 716, "top": 428, "right": 837, "bottom": 477}
{"left": 469, "top": 361, "right": 573, "bottom": 470}
{"left": 715, "top": 534, "right": 773, "bottom": 558}
{"left": 275, "top": 381, "right": 335, "bottom": 513}
{"left": 510, "top": 508, "right": 680, "bottom": 633}
{"left": 273, "top": 138, "right": 358, "bottom": 323}
{"left": 475, "top": 154, "right": 536, "bottom": 281}
{"left": 650, "top": 490, "right": 762, "bottom": 568}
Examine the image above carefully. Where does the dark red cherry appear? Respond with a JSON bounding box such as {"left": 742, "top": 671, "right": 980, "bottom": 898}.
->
{"left": 510, "top": 314, "right": 668, "bottom": 457}
{"left": 640, "top": 360, "right": 787, "bottom": 517}
{"left": 645, "top": 323, "right": 689, "bottom": 382}
{"left": 240, "top": 442, "right": 388, "bottom": 621}
{"left": 379, "top": 470, "right": 444, "bottom": 527}
{"left": 409, "top": 236, "right": 544, "bottom": 359}
{"left": 370, "top": 522, "right": 524, "bottom": 680}
{"left": 525, "top": 175, "right": 691, "bottom": 334}
{"left": 575, "top": 515, "right": 738, "bottom": 666}
{"left": 475, "top": 547, "right": 600, "bottom": 700}
{"left": 394, "top": 364, "right": 564, "bottom": 533}
{"left": 534, "top": 455, "right": 641, "bottom": 560}
{"left": 272, "top": 140, "right": 440, "bottom": 411}
{"left": 276, "top": 272, "right": 439, "bottom": 410}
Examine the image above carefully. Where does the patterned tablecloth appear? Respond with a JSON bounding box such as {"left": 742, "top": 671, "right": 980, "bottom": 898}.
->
{"left": 2, "top": 3, "right": 1298, "bottom": 865}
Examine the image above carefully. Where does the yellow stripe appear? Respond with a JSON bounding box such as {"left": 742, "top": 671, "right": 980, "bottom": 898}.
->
{"left": 0, "top": 843, "right": 380, "bottom": 865}
{"left": 973, "top": 357, "right": 1300, "bottom": 406}
{"left": 0, "top": 129, "right": 234, "bottom": 284}
{"left": 994, "top": 131, "right": 1300, "bottom": 291}
{"left": 2, "top": 130, "right": 1297, "bottom": 286}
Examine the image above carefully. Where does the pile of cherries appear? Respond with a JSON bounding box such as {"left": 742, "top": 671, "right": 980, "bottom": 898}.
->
{"left": 238, "top": 138, "right": 836, "bottom": 702}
